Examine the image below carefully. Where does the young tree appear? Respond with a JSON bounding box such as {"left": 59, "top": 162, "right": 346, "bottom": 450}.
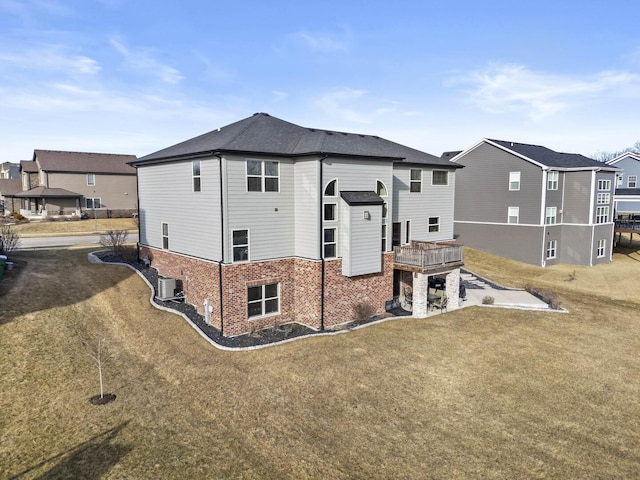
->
{"left": 99, "top": 229, "right": 128, "bottom": 257}
{"left": 83, "top": 337, "right": 114, "bottom": 404}
{"left": 0, "top": 224, "right": 21, "bottom": 255}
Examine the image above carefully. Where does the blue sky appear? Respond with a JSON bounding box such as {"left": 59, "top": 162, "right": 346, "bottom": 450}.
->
{"left": 2, "top": 0, "right": 639, "bottom": 162}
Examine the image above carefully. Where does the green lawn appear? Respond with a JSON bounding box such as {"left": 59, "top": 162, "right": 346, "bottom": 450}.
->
{"left": 1, "top": 244, "right": 639, "bottom": 479}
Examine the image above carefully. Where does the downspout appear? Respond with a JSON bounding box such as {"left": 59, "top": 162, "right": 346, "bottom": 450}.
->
{"left": 215, "top": 153, "right": 225, "bottom": 337}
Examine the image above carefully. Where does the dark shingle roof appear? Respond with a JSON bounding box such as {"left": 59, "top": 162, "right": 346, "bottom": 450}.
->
{"left": 0, "top": 179, "right": 21, "bottom": 196}
{"left": 34, "top": 150, "right": 137, "bottom": 174}
{"left": 135, "top": 113, "right": 457, "bottom": 168}
{"left": 614, "top": 188, "right": 640, "bottom": 196}
{"left": 14, "top": 186, "right": 81, "bottom": 198}
{"left": 340, "top": 191, "right": 384, "bottom": 206}
{"left": 488, "top": 139, "right": 616, "bottom": 170}
{"left": 20, "top": 160, "right": 38, "bottom": 173}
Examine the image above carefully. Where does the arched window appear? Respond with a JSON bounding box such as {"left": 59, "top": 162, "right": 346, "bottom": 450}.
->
{"left": 377, "top": 180, "right": 387, "bottom": 197}
{"left": 324, "top": 179, "right": 337, "bottom": 196}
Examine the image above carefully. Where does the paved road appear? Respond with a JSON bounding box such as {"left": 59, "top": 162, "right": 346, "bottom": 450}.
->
{"left": 18, "top": 233, "right": 139, "bottom": 249}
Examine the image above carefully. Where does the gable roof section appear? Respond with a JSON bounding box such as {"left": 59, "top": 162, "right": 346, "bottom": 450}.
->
{"left": 451, "top": 138, "right": 620, "bottom": 172}
{"left": 34, "top": 150, "right": 137, "bottom": 174}
{"left": 14, "top": 186, "right": 81, "bottom": 198}
{"left": 606, "top": 151, "right": 640, "bottom": 165}
{"left": 0, "top": 179, "right": 21, "bottom": 196}
{"left": 21, "top": 160, "right": 38, "bottom": 173}
{"left": 134, "top": 113, "right": 457, "bottom": 168}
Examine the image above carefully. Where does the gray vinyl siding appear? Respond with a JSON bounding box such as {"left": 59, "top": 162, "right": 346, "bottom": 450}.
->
{"left": 294, "top": 158, "right": 320, "bottom": 259}
{"left": 562, "top": 171, "right": 592, "bottom": 224}
{"left": 614, "top": 199, "right": 640, "bottom": 214}
{"left": 593, "top": 171, "right": 616, "bottom": 223}
{"left": 138, "top": 157, "right": 221, "bottom": 260}
{"left": 224, "top": 154, "right": 295, "bottom": 262}
{"left": 544, "top": 171, "right": 563, "bottom": 223}
{"left": 392, "top": 166, "right": 456, "bottom": 241}
{"left": 592, "top": 224, "right": 614, "bottom": 265}
{"left": 454, "top": 143, "right": 542, "bottom": 225}
{"left": 612, "top": 156, "right": 640, "bottom": 187}
{"left": 454, "top": 222, "right": 545, "bottom": 266}
{"left": 340, "top": 202, "right": 382, "bottom": 276}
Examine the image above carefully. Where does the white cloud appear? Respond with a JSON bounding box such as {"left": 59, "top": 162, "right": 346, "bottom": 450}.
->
{"left": 271, "top": 90, "right": 288, "bottom": 102}
{"left": 295, "top": 30, "right": 348, "bottom": 52}
{"left": 0, "top": 45, "right": 101, "bottom": 74}
{"left": 314, "top": 88, "right": 371, "bottom": 123}
{"left": 109, "top": 35, "right": 183, "bottom": 84}
{"left": 450, "top": 63, "right": 640, "bottom": 121}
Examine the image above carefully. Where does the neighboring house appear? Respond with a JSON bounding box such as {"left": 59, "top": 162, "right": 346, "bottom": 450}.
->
{"left": 606, "top": 152, "right": 640, "bottom": 217}
{"left": 16, "top": 150, "right": 137, "bottom": 219}
{"left": 0, "top": 178, "right": 22, "bottom": 215}
{"left": 1, "top": 162, "right": 20, "bottom": 179}
{"left": 132, "top": 113, "right": 464, "bottom": 337}
{"left": 450, "top": 139, "right": 621, "bottom": 267}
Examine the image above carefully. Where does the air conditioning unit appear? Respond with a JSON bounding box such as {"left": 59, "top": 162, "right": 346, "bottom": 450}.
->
{"left": 157, "top": 277, "right": 176, "bottom": 300}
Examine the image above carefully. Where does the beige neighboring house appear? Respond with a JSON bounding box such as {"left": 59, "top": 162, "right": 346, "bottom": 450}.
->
{"left": 0, "top": 178, "right": 22, "bottom": 215}
{"left": 1, "top": 161, "right": 20, "bottom": 179}
{"left": 16, "top": 150, "right": 138, "bottom": 219}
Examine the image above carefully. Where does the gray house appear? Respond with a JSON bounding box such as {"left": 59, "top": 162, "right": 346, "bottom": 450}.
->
{"left": 1, "top": 162, "right": 20, "bottom": 179}
{"left": 450, "top": 139, "right": 620, "bottom": 267}
{"left": 17, "top": 150, "right": 138, "bottom": 219}
{"left": 606, "top": 152, "right": 640, "bottom": 217}
{"left": 132, "top": 113, "right": 464, "bottom": 337}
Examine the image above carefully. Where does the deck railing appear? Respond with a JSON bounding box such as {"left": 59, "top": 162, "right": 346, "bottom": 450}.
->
{"left": 393, "top": 245, "right": 464, "bottom": 269}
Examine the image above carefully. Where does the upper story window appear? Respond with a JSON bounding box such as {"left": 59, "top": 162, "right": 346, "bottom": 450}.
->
{"left": 545, "top": 206, "right": 557, "bottom": 224}
{"left": 324, "top": 204, "right": 336, "bottom": 221}
{"left": 323, "top": 228, "right": 336, "bottom": 258}
{"left": 376, "top": 180, "right": 387, "bottom": 196}
{"left": 247, "top": 160, "right": 279, "bottom": 192}
{"left": 232, "top": 229, "right": 249, "bottom": 262}
{"left": 628, "top": 175, "right": 637, "bottom": 188}
{"left": 547, "top": 171, "right": 558, "bottom": 190}
{"left": 87, "top": 173, "right": 95, "bottom": 186}
{"left": 508, "top": 206, "right": 519, "bottom": 224}
{"left": 597, "top": 193, "right": 610, "bottom": 205}
{"left": 324, "top": 179, "right": 337, "bottom": 196}
{"left": 432, "top": 170, "right": 448, "bottom": 186}
{"left": 598, "top": 179, "right": 611, "bottom": 191}
{"left": 381, "top": 224, "right": 387, "bottom": 251}
{"left": 428, "top": 216, "right": 439, "bottom": 232}
{"left": 509, "top": 172, "right": 521, "bottom": 191}
{"left": 161, "top": 223, "right": 169, "bottom": 249}
{"left": 192, "top": 160, "right": 201, "bottom": 192}
{"left": 595, "top": 206, "right": 609, "bottom": 224}
{"left": 410, "top": 169, "right": 422, "bottom": 192}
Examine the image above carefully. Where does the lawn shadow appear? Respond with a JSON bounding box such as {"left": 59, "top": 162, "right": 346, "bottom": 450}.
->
{"left": 0, "top": 248, "right": 136, "bottom": 325}
{"left": 9, "top": 421, "right": 132, "bottom": 480}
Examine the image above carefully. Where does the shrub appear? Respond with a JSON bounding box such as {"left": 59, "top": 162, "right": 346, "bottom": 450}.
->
{"left": 353, "top": 302, "right": 375, "bottom": 322}
{"left": 9, "top": 212, "right": 25, "bottom": 221}
{"left": 482, "top": 295, "right": 495, "bottom": 305}
{"left": 0, "top": 224, "right": 21, "bottom": 255}
{"left": 99, "top": 230, "right": 129, "bottom": 257}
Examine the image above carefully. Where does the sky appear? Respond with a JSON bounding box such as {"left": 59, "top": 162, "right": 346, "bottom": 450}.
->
{"left": 1, "top": 0, "right": 640, "bottom": 162}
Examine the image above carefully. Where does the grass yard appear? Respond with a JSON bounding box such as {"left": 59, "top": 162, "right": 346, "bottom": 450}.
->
{"left": 1, "top": 242, "right": 639, "bottom": 479}
{"left": 6, "top": 218, "right": 137, "bottom": 236}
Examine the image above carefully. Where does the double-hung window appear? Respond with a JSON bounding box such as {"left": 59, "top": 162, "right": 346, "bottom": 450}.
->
{"left": 428, "top": 216, "right": 439, "bottom": 232}
{"left": 248, "top": 283, "right": 279, "bottom": 318}
{"left": 192, "top": 160, "right": 201, "bottom": 192}
{"left": 432, "top": 170, "right": 448, "bottom": 185}
{"left": 509, "top": 172, "right": 521, "bottom": 191}
{"left": 508, "top": 207, "right": 519, "bottom": 224}
{"left": 247, "top": 160, "right": 279, "bottom": 192}
{"left": 87, "top": 173, "right": 95, "bottom": 186}
{"left": 85, "top": 197, "right": 101, "bottom": 209}
{"left": 547, "top": 171, "right": 558, "bottom": 190}
{"left": 410, "top": 169, "right": 422, "bottom": 192}
{"left": 595, "top": 206, "right": 609, "bottom": 224}
{"left": 323, "top": 228, "right": 336, "bottom": 258}
{"left": 232, "top": 230, "right": 249, "bottom": 262}
{"left": 628, "top": 175, "right": 637, "bottom": 188}
{"left": 597, "top": 239, "right": 606, "bottom": 258}
{"left": 545, "top": 206, "right": 557, "bottom": 224}
{"left": 381, "top": 225, "right": 387, "bottom": 251}
{"left": 161, "top": 223, "right": 169, "bottom": 249}
{"left": 546, "top": 240, "right": 557, "bottom": 259}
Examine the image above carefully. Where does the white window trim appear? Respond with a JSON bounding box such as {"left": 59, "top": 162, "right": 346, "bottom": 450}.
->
{"left": 405, "top": 220, "right": 411, "bottom": 245}
{"left": 323, "top": 227, "right": 337, "bottom": 258}
{"left": 192, "top": 160, "right": 201, "bottom": 192}
{"left": 246, "top": 159, "right": 279, "bottom": 192}
{"left": 410, "top": 169, "right": 422, "bottom": 193}
{"left": 428, "top": 216, "right": 440, "bottom": 232}
{"left": 87, "top": 173, "right": 95, "bottom": 186}
{"left": 595, "top": 206, "right": 609, "bottom": 224}
{"left": 324, "top": 179, "right": 338, "bottom": 197}
{"left": 324, "top": 203, "right": 337, "bottom": 221}
{"left": 596, "top": 239, "right": 606, "bottom": 258}
{"left": 161, "top": 222, "right": 169, "bottom": 250}
{"left": 232, "top": 229, "right": 250, "bottom": 263}
{"left": 508, "top": 206, "right": 519, "bottom": 224}
{"left": 381, "top": 224, "right": 387, "bottom": 252}
{"left": 376, "top": 180, "right": 388, "bottom": 197}
{"left": 509, "top": 171, "right": 521, "bottom": 191}
{"left": 546, "top": 240, "right": 557, "bottom": 259}
{"left": 432, "top": 170, "right": 448, "bottom": 186}
{"left": 85, "top": 197, "right": 101, "bottom": 209}
{"left": 547, "top": 171, "right": 558, "bottom": 190}
{"left": 545, "top": 206, "right": 557, "bottom": 225}
{"left": 248, "top": 283, "right": 280, "bottom": 319}
{"left": 628, "top": 175, "right": 637, "bottom": 188}
{"left": 597, "top": 192, "right": 610, "bottom": 205}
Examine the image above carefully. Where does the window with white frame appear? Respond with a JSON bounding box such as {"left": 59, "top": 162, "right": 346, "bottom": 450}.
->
{"left": 324, "top": 179, "right": 337, "bottom": 196}
{"left": 508, "top": 206, "right": 519, "bottom": 224}
{"left": 247, "top": 160, "right": 279, "bottom": 192}
{"left": 381, "top": 224, "right": 387, "bottom": 251}
{"left": 432, "top": 170, "right": 448, "bottom": 185}
{"left": 597, "top": 239, "right": 606, "bottom": 258}
{"left": 248, "top": 283, "right": 279, "bottom": 318}
{"left": 598, "top": 179, "right": 611, "bottom": 191}
{"left": 545, "top": 206, "right": 557, "bottom": 224}
{"left": 376, "top": 180, "right": 387, "bottom": 196}
{"left": 324, "top": 203, "right": 336, "bottom": 221}
{"left": 161, "top": 222, "right": 169, "bottom": 249}
{"left": 85, "top": 197, "right": 101, "bottom": 209}
{"left": 509, "top": 172, "right": 521, "bottom": 191}
{"left": 87, "top": 173, "right": 95, "bottom": 186}
{"left": 547, "top": 171, "right": 558, "bottom": 190}
{"left": 405, "top": 220, "right": 411, "bottom": 244}
{"left": 410, "top": 169, "right": 422, "bottom": 192}
{"left": 595, "top": 206, "right": 609, "bottom": 224}
{"left": 616, "top": 175, "right": 623, "bottom": 187}
{"left": 232, "top": 229, "right": 249, "bottom": 262}
{"left": 428, "top": 216, "right": 439, "bottom": 232}
{"left": 192, "top": 160, "right": 201, "bottom": 192}
{"left": 323, "top": 228, "right": 336, "bottom": 258}
{"left": 382, "top": 202, "right": 388, "bottom": 219}
{"left": 546, "top": 240, "right": 557, "bottom": 259}
{"left": 628, "top": 175, "right": 637, "bottom": 188}
{"left": 597, "top": 192, "right": 610, "bottom": 205}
